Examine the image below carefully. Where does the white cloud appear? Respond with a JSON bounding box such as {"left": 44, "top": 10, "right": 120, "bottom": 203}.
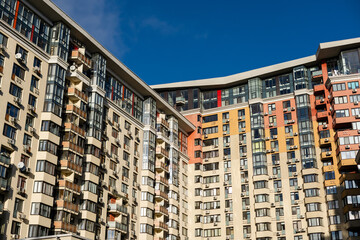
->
{"left": 141, "top": 16, "right": 178, "bottom": 35}
{"left": 52, "top": 0, "right": 128, "bottom": 57}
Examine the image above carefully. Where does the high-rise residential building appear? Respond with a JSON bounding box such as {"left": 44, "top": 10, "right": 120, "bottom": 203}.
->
{"left": 153, "top": 39, "right": 360, "bottom": 240}
{"left": 0, "top": 1, "right": 194, "bottom": 240}
{"left": 0, "top": 1, "right": 360, "bottom": 240}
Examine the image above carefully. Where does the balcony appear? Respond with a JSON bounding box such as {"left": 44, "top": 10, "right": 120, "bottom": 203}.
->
{"left": 319, "top": 137, "right": 331, "bottom": 146}
{"left": 315, "top": 98, "right": 326, "bottom": 106}
{"left": 60, "top": 160, "right": 82, "bottom": 175}
{"left": 0, "top": 154, "right": 10, "bottom": 167}
{"left": 58, "top": 179, "right": 81, "bottom": 194}
{"left": 70, "top": 50, "right": 92, "bottom": 69}
{"left": 312, "top": 70, "right": 323, "bottom": 80}
{"left": 108, "top": 220, "right": 128, "bottom": 233}
{"left": 154, "top": 220, "right": 168, "bottom": 231}
{"left": 64, "top": 122, "right": 85, "bottom": 137}
{"left": 62, "top": 141, "right": 84, "bottom": 155}
{"left": 108, "top": 203, "right": 128, "bottom": 216}
{"left": 66, "top": 104, "right": 87, "bottom": 120}
{"left": 314, "top": 84, "right": 325, "bottom": 93}
{"left": 320, "top": 151, "right": 333, "bottom": 160}
{"left": 67, "top": 69, "right": 91, "bottom": 84}
{"left": 155, "top": 205, "right": 169, "bottom": 216}
{"left": 345, "top": 219, "right": 360, "bottom": 230}
{"left": 156, "top": 147, "right": 169, "bottom": 158}
{"left": 155, "top": 161, "right": 169, "bottom": 172}
{"left": 157, "top": 118, "right": 169, "bottom": 129}
{"left": 54, "top": 221, "right": 77, "bottom": 233}
{"left": 155, "top": 175, "right": 169, "bottom": 186}
{"left": 338, "top": 158, "right": 357, "bottom": 171}
{"left": 175, "top": 96, "right": 185, "bottom": 106}
{"left": 318, "top": 124, "right": 328, "bottom": 131}
{"left": 67, "top": 87, "right": 88, "bottom": 103}
{"left": 55, "top": 200, "right": 79, "bottom": 214}
{"left": 316, "top": 111, "right": 328, "bottom": 120}
{"left": 155, "top": 190, "right": 169, "bottom": 201}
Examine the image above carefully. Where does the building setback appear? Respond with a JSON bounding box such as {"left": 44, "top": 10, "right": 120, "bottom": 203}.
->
{"left": 0, "top": 1, "right": 360, "bottom": 240}
{"left": 153, "top": 39, "right": 360, "bottom": 240}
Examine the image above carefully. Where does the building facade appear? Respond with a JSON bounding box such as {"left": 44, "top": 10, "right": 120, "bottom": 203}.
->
{"left": 0, "top": 1, "right": 194, "bottom": 240}
{"left": 153, "top": 39, "right": 360, "bottom": 240}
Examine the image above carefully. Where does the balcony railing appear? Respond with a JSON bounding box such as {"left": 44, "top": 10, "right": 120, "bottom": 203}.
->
{"left": 70, "top": 50, "right": 92, "bottom": 69}
{"left": 155, "top": 161, "right": 169, "bottom": 172}
{"left": 108, "top": 203, "right": 128, "bottom": 215}
{"left": 58, "top": 179, "right": 81, "bottom": 194}
{"left": 154, "top": 220, "right": 168, "bottom": 231}
{"left": 68, "top": 87, "right": 88, "bottom": 103}
{"left": 54, "top": 221, "right": 77, "bottom": 233}
{"left": 107, "top": 220, "right": 128, "bottom": 232}
{"left": 64, "top": 122, "right": 85, "bottom": 137}
{"left": 60, "top": 160, "right": 82, "bottom": 174}
{"left": 55, "top": 200, "right": 79, "bottom": 213}
{"left": 156, "top": 147, "right": 169, "bottom": 158}
{"left": 62, "top": 141, "right": 84, "bottom": 155}
{"left": 66, "top": 104, "right": 87, "bottom": 119}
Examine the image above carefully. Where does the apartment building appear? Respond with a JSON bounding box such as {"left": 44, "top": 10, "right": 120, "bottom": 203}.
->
{"left": 0, "top": 1, "right": 194, "bottom": 240}
{"left": 153, "top": 38, "right": 360, "bottom": 240}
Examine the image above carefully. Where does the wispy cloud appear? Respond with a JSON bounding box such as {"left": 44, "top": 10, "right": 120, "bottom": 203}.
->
{"left": 52, "top": 0, "right": 128, "bottom": 58}
{"left": 141, "top": 16, "right": 178, "bottom": 35}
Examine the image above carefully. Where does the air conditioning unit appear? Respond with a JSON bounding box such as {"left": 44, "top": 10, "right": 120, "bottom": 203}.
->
{"left": 297, "top": 186, "right": 302, "bottom": 190}
{"left": 17, "top": 187, "right": 25, "bottom": 195}
{"left": 28, "top": 105, "right": 35, "bottom": 112}
{"left": 33, "top": 66, "right": 41, "bottom": 74}
{"left": 23, "top": 145, "right": 31, "bottom": 153}
{"left": 242, "top": 153, "right": 247, "bottom": 157}
{"left": 101, "top": 163, "right": 106, "bottom": 168}
{"left": 204, "top": 158, "right": 209, "bottom": 162}
{"left": 355, "top": 101, "right": 359, "bottom": 105}
{"left": 239, "top": 141, "right": 243, "bottom": 145}
{"left": 225, "top": 119, "right": 230, "bottom": 123}
{"left": 283, "top": 109, "right": 288, "bottom": 112}
{"left": 240, "top": 166, "right": 244, "bottom": 170}
{"left": 293, "top": 173, "right": 298, "bottom": 177}
{"left": 8, "top": 139, "right": 15, "bottom": 145}
{"left": 293, "top": 145, "right": 298, "bottom": 149}
{"left": 115, "top": 138, "right": 120, "bottom": 145}
{"left": 356, "top": 115, "right": 360, "bottom": 119}
{"left": 213, "top": 196, "right": 217, "bottom": 200}
{"left": 269, "top": 176, "right": 274, "bottom": 180}
{"left": 265, "top": 137, "right": 270, "bottom": 140}
{"left": 294, "top": 132, "right": 298, "bottom": 136}
{"left": 295, "top": 159, "right": 299, "bottom": 163}
{"left": 246, "top": 206, "right": 250, "bottom": 210}
{"left": 264, "top": 112, "right": 268, "bottom": 116}
{"left": 353, "top": 89, "right": 357, "bottom": 93}
{"left": 205, "top": 211, "right": 210, "bottom": 214}
{"left": 277, "top": 188, "right": 282, "bottom": 192}
{"left": 11, "top": 234, "right": 19, "bottom": 239}
{"left": 271, "top": 203, "right": 275, "bottom": 207}
{"left": 326, "top": 151, "right": 332, "bottom": 156}
{"left": 287, "top": 160, "right": 292, "bottom": 164}
{"left": 14, "top": 96, "right": 21, "bottom": 104}
{"left": 223, "top": 131, "right": 227, "bottom": 135}
{"left": 244, "top": 179, "right": 249, "bottom": 183}
{"left": 225, "top": 143, "right": 230, "bottom": 147}
{"left": 18, "top": 212, "right": 26, "bottom": 219}
{"left": 273, "top": 135, "right": 278, "bottom": 139}
{"left": 324, "top": 138, "right": 329, "bottom": 142}
{"left": 277, "top": 232, "right": 281, "bottom": 236}
{"left": 266, "top": 149, "right": 271, "bottom": 153}
{"left": 101, "top": 181, "right": 107, "bottom": 188}
{"left": 205, "top": 184, "right": 209, "bottom": 188}
{"left": 224, "top": 208, "right": 228, "bottom": 212}
{"left": 10, "top": 117, "right": 18, "bottom": 124}
{"left": 269, "top": 123, "right": 273, "bottom": 127}
{"left": 345, "top": 145, "right": 350, "bottom": 149}
{"left": 113, "top": 170, "right": 118, "bottom": 177}
{"left": 214, "top": 222, "right": 217, "bottom": 226}
{"left": 300, "top": 214, "right": 305, "bottom": 219}
{"left": 294, "top": 201, "right": 299, "bottom": 205}
{"left": 99, "top": 197, "right": 104, "bottom": 203}
{"left": 127, "top": 130, "right": 132, "bottom": 136}
{"left": 323, "top": 124, "right": 328, "bottom": 128}
{"left": 291, "top": 107, "right": 295, "bottom": 111}
{"left": 204, "top": 134, "right": 208, "bottom": 138}
{"left": 241, "top": 193, "right": 245, "bottom": 197}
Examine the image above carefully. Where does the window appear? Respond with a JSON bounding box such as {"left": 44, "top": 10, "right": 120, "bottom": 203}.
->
{"left": 30, "top": 203, "right": 51, "bottom": 218}
{"left": 12, "top": 63, "right": 25, "bottom": 80}
{"left": 335, "top": 109, "right": 349, "bottom": 117}
{"left": 33, "top": 57, "right": 41, "bottom": 68}
{"left": 38, "top": 140, "right": 58, "bottom": 155}
{"left": 28, "top": 94, "right": 37, "bottom": 107}
{"left": 6, "top": 103, "right": 20, "bottom": 118}
{"left": 28, "top": 225, "right": 50, "bottom": 237}
{"left": 36, "top": 160, "right": 56, "bottom": 175}
{"left": 307, "top": 217, "right": 322, "bottom": 227}
{"left": 305, "top": 188, "right": 319, "bottom": 197}
{"left": 140, "top": 224, "right": 153, "bottom": 234}
{"left": 332, "top": 83, "right": 346, "bottom": 91}
{"left": 348, "top": 81, "right": 359, "bottom": 89}
{"left": 3, "top": 124, "right": 16, "bottom": 139}
{"left": 203, "top": 114, "right": 218, "bottom": 123}
{"left": 33, "top": 181, "right": 54, "bottom": 196}
{"left": 9, "top": 83, "right": 22, "bottom": 98}
{"left": 41, "top": 120, "right": 60, "bottom": 136}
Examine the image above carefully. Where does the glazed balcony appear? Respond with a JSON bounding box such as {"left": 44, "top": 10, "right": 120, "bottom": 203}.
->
{"left": 62, "top": 141, "right": 84, "bottom": 155}
{"left": 54, "top": 221, "right": 77, "bottom": 233}
{"left": 108, "top": 203, "right": 128, "bottom": 216}
{"left": 0, "top": 178, "right": 10, "bottom": 192}
{"left": 154, "top": 220, "right": 168, "bottom": 231}
{"left": 58, "top": 179, "right": 81, "bottom": 194}
{"left": 0, "top": 154, "right": 10, "bottom": 167}
{"left": 155, "top": 161, "right": 169, "bottom": 173}
{"left": 64, "top": 122, "right": 85, "bottom": 137}
{"left": 156, "top": 147, "right": 169, "bottom": 158}
{"left": 155, "top": 205, "right": 169, "bottom": 216}
{"left": 60, "top": 160, "right": 82, "bottom": 175}
{"left": 55, "top": 200, "right": 79, "bottom": 214}
{"left": 155, "top": 190, "right": 169, "bottom": 201}
{"left": 70, "top": 50, "right": 92, "bottom": 69}
{"left": 65, "top": 104, "right": 87, "bottom": 120}
{"left": 67, "top": 87, "right": 88, "bottom": 103}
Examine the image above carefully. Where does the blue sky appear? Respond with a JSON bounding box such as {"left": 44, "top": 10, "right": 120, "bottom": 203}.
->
{"left": 52, "top": 0, "right": 359, "bottom": 85}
